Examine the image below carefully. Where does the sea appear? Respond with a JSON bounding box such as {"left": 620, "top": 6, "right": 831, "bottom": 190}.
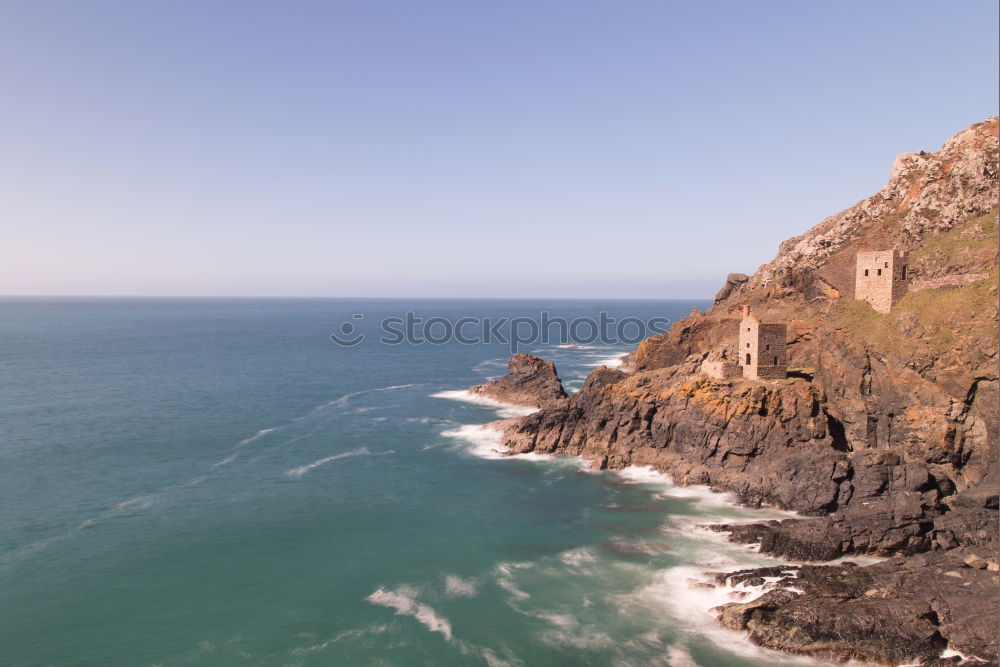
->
{"left": 0, "top": 298, "right": 824, "bottom": 666}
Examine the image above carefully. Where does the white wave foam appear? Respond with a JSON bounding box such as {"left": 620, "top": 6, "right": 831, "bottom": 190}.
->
{"left": 441, "top": 423, "right": 558, "bottom": 462}
{"left": 616, "top": 466, "right": 799, "bottom": 524}
{"left": 620, "top": 565, "right": 815, "bottom": 664}
{"left": 443, "top": 574, "right": 479, "bottom": 598}
{"left": 366, "top": 585, "right": 453, "bottom": 641}
{"left": 442, "top": 423, "right": 508, "bottom": 459}
{"left": 285, "top": 447, "right": 370, "bottom": 477}
{"left": 938, "top": 647, "right": 975, "bottom": 663}
{"left": 615, "top": 465, "right": 673, "bottom": 487}
{"left": 481, "top": 648, "right": 519, "bottom": 667}
{"left": 431, "top": 390, "right": 538, "bottom": 418}
{"left": 666, "top": 645, "right": 698, "bottom": 667}
{"left": 595, "top": 354, "right": 626, "bottom": 368}
{"left": 559, "top": 548, "right": 598, "bottom": 567}
{"left": 495, "top": 562, "right": 534, "bottom": 601}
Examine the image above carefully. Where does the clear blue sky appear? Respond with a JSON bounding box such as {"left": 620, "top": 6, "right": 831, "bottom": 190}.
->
{"left": 1, "top": 1, "right": 997, "bottom": 298}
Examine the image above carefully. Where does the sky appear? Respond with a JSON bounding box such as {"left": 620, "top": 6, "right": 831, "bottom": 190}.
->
{"left": 1, "top": 1, "right": 997, "bottom": 298}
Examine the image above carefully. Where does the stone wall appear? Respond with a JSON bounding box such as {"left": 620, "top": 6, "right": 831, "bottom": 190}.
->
{"left": 702, "top": 359, "right": 741, "bottom": 379}
{"left": 757, "top": 323, "right": 788, "bottom": 366}
{"left": 756, "top": 364, "right": 788, "bottom": 380}
{"left": 892, "top": 250, "right": 909, "bottom": 305}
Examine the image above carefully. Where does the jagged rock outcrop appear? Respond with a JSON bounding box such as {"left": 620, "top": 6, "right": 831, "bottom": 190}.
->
{"left": 714, "top": 273, "right": 749, "bottom": 302}
{"left": 469, "top": 353, "right": 567, "bottom": 408}
{"left": 472, "top": 118, "right": 999, "bottom": 664}
{"left": 712, "top": 547, "right": 999, "bottom": 664}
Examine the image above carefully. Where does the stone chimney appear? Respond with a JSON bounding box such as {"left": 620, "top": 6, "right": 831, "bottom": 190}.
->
{"left": 742, "top": 304, "right": 750, "bottom": 318}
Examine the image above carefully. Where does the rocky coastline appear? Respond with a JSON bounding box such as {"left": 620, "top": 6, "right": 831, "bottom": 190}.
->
{"left": 472, "top": 118, "right": 1000, "bottom": 665}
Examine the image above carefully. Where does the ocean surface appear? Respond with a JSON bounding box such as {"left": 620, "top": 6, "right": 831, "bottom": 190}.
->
{"left": 1, "top": 298, "right": 816, "bottom": 667}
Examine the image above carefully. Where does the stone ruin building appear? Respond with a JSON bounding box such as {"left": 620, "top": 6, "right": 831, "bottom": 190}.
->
{"left": 738, "top": 305, "right": 788, "bottom": 380}
{"left": 701, "top": 305, "right": 788, "bottom": 381}
{"left": 855, "top": 248, "right": 908, "bottom": 313}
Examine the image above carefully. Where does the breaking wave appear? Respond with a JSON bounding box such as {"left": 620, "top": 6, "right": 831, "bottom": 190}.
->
{"left": 440, "top": 423, "right": 561, "bottom": 463}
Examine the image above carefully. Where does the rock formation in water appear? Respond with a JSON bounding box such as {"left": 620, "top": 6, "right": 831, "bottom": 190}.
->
{"left": 475, "top": 117, "right": 1000, "bottom": 664}
{"left": 469, "top": 353, "right": 567, "bottom": 408}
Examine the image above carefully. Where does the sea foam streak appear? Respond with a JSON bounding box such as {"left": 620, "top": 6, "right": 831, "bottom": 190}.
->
{"left": 10, "top": 384, "right": 420, "bottom": 563}
{"left": 285, "top": 448, "right": 369, "bottom": 477}
{"left": 299, "top": 384, "right": 419, "bottom": 417}
{"left": 431, "top": 390, "right": 538, "bottom": 418}
{"left": 366, "top": 585, "right": 453, "bottom": 641}
{"left": 212, "top": 384, "right": 418, "bottom": 469}
{"left": 284, "top": 447, "right": 396, "bottom": 477}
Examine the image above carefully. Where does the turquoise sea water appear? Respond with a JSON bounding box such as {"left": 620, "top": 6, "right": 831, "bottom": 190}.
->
{"left": 1, "top": 298, "right": 812, "bottom": 667}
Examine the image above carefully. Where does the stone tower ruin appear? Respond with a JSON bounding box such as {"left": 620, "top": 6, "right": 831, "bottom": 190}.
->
{"left": 855, "top": 249, "right": 908, "bottom": 313}
{"left": 739, "top": 305, "right": 787, "bottom": 380}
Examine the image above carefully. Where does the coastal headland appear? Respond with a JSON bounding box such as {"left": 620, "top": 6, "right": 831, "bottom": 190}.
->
{"left": 468, "top": 117, "right": 1000, "bottom": 665}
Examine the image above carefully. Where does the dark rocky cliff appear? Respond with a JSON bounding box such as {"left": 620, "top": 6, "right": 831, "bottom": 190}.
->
{"left": 479, "top": 118, "right": 999, "bottom": 664}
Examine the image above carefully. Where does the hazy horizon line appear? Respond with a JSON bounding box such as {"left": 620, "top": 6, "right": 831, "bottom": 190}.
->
{"left": 0, "top": 293, "right": 715, "bottom": 301}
